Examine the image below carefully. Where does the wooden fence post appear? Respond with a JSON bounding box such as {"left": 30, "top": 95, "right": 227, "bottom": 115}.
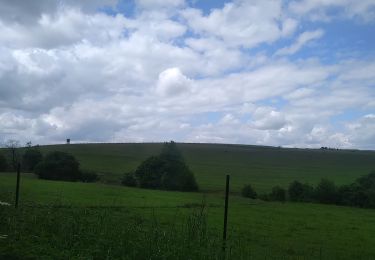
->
{"left": 15, "top": 163, "right": 21, "bottom": 208}
{"left": 222, "top": 174, "right": 230, "bottom": 254}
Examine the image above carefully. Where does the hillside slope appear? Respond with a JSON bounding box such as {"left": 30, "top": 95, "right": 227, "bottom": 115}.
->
{"left": 30, "top": 143, "right": 375, "bottom": 192}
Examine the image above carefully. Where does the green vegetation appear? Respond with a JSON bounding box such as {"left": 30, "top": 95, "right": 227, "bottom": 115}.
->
{"left": 23, "top": 143, "right": 375, "bottom": 192}
{"left": 22, "top": 148, "right": 43, "bottom": 171}
{"left": 241, "top": 184, "right": 257, "bottom": 199}
{"left": 132, "top": 142, "right": 198, "bottom": 191}
{"left": 1, "top": 142, "right": 375, "bottom": 259}
{"left": 35, "top": 151, "right": 81, "bottom": 181}
{"left": 0, "top": 152, "right": 7, "bottom": 172}
{"left": 268, "top": 186, "right": 286, "bottom": 202}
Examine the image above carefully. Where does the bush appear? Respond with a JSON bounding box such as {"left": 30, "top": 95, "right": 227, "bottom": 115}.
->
{"left": 241, "top": 184, "right": 257, "bottom": 199}
{"left": 133, "top": 141, "right": 198, "bottom": 191}
{"left": 135, "top": 156, "right": 165, "bottom": 189}
{"left": 22, "top": 149, "right": 43, "bottom": 172}
{"left": 122, "top": 171, "right": 137, "bottom": 187}
{"left": 0, "top": 152, "right": 8, "bottom": 172}
{"left": 34, "top": 151, "right": 81, "bottom": 181}
{"left": 336, "top": 172, "right": 375, "bottom": 208}
{"left": 161, "top": 160, "right": 198, "bottom": 191}
{"left": 314, "top": 179, "right": 338, "bottom": 204}
{"left": 269, "top": 186, "right": 286, "bottom": 202}
{"left": 288, "top": 181, "right": 313, "bottom": 202}
{"left": 80, "top": 170, "right": 99, "bottom": 183}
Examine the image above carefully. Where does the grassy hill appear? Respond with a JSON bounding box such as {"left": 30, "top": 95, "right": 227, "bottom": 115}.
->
{"left": 1, "top": 142, "right": 375, "bottom": 259}
{"left": 35, "top": 143, "right": 375, "bottom": 193}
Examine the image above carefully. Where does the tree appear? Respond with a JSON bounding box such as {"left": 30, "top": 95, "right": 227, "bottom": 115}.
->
{"left": 80, "top": 170, "right": 99, "bottom": 183}
{"left": 161, "top": 159, "right": 198, "bottom": 191}
{"left": 134, "top": 156, "right": 165, "bottom": 188}
{"left": 122, "top": 171, "right": 137, "bottom": 187}
{"left": 34, "top": 151, "right": 81, "bottom": 181}
{"left": 241, "top": 184, "right": 257, "bottom": 199}
{"left": 5, "top": 139, "right": 20, "bottom": 170}
{"left": 288, "top": 181, "right": 313, "bottom": 202}
{"left": 22, "top": 148, "right": 43, "bottom": 172}
{"left": 132, "top": 141, "right": 198, "bottom": 191}
{"left": 0, "top": 152, "right": 8, "bottom": 172}
{"left": 269, "top": 186, "right": 286, "bottom": 202}
{"left": 314, "top": 179, "right": 338, "bottom": 204}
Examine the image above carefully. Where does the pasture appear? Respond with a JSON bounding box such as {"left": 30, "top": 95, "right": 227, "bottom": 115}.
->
{"left": 1, "top": 143, "right": 375, "bottom": 259}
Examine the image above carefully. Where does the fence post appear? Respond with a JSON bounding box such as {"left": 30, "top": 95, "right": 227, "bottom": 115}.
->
{"left": 222, "top": 174, "right": 230, "bottom": 254}
{"left": 15, "top": 163, "right": 21, "bottom": 208}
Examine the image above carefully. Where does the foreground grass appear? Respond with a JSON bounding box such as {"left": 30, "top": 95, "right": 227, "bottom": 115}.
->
{"left": 31, "top": 143, "right": 375, "bottom": 192}
{"left": 2, "top": 173, "right": 375, "bottom": 259}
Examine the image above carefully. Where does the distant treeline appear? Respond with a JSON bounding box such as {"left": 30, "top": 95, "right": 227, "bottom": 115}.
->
{"left": 242, "top": 171, "right": 375, "bottom": 209}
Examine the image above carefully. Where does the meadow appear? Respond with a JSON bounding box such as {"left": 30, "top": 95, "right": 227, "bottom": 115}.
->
{"left": 1, "top": 143, "right": 375, "bottom": 259}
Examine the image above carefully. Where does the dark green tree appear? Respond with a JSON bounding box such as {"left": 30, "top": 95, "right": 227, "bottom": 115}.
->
{"left": 269, "top": 186, "right": 286, "bottom": 202}
{"left": 241, "top": 184, "right": 257, "bottom": 199}
{"left": 132, "top": 141, "right": 198, "bottom": 191}
{"left": 134, "top": 156, "right": 165, "bottom": 189}
{"left": 22, "top": 148, "right": 43, "bottom": 171}
{"left": 122, "top": 171, "right": 137, "bottom": 187}
{"left": 314, "top": 179, "right": 338, "bottom": 204}
{"left": 34, "top": 151, "right": 81, "bottom": 181}
{"left": 0, "top": 152, "right": 8, "bottom": 172}
{"left": 288, "top": 181, "right": 313, "bottom": 202}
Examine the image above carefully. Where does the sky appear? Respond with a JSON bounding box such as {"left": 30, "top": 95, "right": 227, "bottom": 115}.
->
{"left": 0, "top": 0, "right": 375, "bottom": 149}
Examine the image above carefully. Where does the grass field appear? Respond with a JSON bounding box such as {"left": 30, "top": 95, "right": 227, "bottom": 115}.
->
{"left": 34, "top": 143, "right": 375, "bottom": 192}
{"left": 1, "top": 143, "right": 375, "bottom": 259}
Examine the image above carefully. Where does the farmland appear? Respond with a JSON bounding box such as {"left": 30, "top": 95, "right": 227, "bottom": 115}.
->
{"left": 1, "top": 143, "right": 375, "bottom": 259}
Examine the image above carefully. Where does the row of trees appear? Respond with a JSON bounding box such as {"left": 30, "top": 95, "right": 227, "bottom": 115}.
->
{"left": 35, "top": 151, "right": 98, "bottom": 182}
{"left": 122, "top": 141, "right": 198, "bottom": 191}
{"left": 0, "top": 147, "right": 43, "bottom": 172}
{"left": 0, "top": 145, "right": 97, "bottom": 182}
{"left": 242, "top": 171, "right": 375, "bottom": 208}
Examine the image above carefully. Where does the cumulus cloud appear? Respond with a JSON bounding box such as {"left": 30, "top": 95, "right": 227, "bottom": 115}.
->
{"left": 0, "top": 0, "right": 374, "bottom": 149}
{"left": 181, "top": 0, "right": 297, "bottom": 48}
{"left": 252, "top": 107, "right": 287, "bottom": 130}
{"left": 156, "top": 68, "right": 192, "bottom": 96}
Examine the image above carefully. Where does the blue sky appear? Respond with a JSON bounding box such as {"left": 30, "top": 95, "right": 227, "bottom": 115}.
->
{"left": 0, "top": 0, "right": 374, "bottom": 149}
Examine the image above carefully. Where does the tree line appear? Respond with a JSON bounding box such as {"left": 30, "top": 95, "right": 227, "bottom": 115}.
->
{"left": 242, "top": 171, "right": 375, "bottom": 209}
{"left": 0, "top": 141, "right": 198, "bottom": 191}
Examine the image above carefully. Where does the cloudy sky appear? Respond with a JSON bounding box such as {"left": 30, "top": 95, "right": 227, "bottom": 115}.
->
{"left": 0, "top": 0, "right": 375, "bottom": 149}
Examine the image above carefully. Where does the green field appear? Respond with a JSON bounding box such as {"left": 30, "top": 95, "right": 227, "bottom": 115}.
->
{"left": 35, "top": 143, "right": 375, "bottom": 192}
{"left": 1, "top": 143, "right": 375, "bottom": 259}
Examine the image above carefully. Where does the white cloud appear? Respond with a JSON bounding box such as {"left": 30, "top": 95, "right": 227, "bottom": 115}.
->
{"left": 181, "top": 0, "right": 297, "bottom": 48}
{"left": 276, "top": 29, "right": 324, "bottom": 56}
{"left": 252, "top": 107, "right": 287, "bottom": 130}
{"left": 0, "top": 0, "right": 374, "bottom": 149}
{"left": 156, "top": 68, "right": 192, "bottom": 96}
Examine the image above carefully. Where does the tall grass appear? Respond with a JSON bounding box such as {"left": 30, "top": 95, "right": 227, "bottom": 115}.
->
{"left": 0, "top": 201, "right": 252, "bottom": 259}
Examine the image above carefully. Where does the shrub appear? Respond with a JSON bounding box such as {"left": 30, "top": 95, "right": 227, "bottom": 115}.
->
{"left": 0, "top": 152, "right": 8, "bottom": 172}
{"left": 161, "top": 160, "right": 198, "bottom": 191}
{"left": 314, "top": 179, "right": 338, "bottom": 204}
{"left": 80, "top": 170, "right": 99, "bottom": 183}
{"left": 34, "top": 151, "right": 81, "bottom": 181}
{"left": 133, "top": 141, "right": 198, "bottom": 191}
{"left": 241, "top": 184, "right": 257, "bottom": 199}
{"left": 269, "top": 186, "right": 286, "bottom": 202}
{"left": 288, "top": 181, "right": 313, "bottom": 202}
{"left": 356, "top": 171, "right": 375, "bottom": 190}
{"left": 135, "top": 156, "right": 165, "bottom": 189}
{"left": 122, "top": 171, "right": 137, "bottom": 187}
{"left": 22, "top": 149, "right": 43, "bottom": 172}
